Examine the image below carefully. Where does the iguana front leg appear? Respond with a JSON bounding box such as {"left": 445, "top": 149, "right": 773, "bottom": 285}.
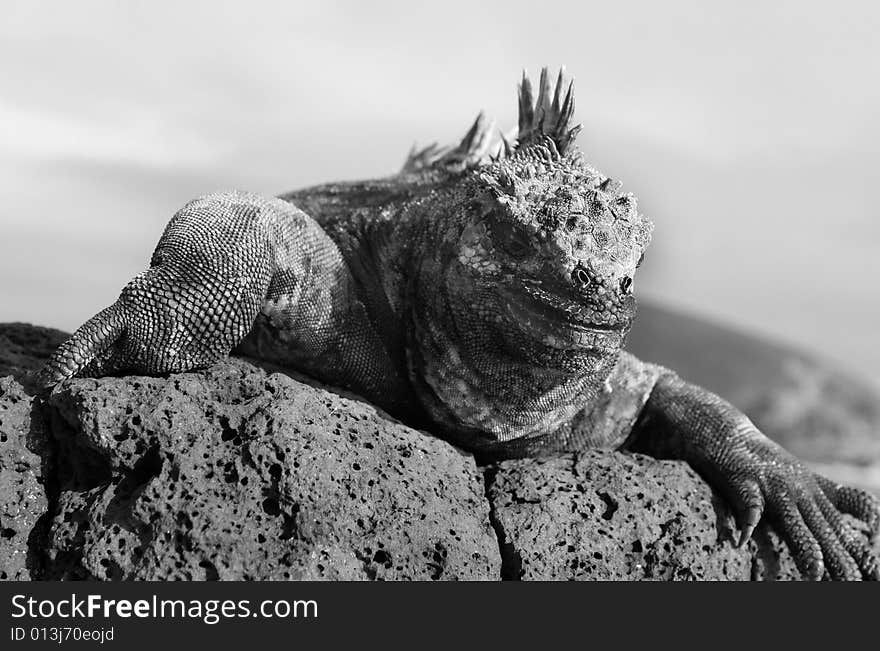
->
{"left": 627, "top": 372, "right": 880, "bottom": 580}
{"left": 39, "top": 191, "right": 354, "bottom": 388}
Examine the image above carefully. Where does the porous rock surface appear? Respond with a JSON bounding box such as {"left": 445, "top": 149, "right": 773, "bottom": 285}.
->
{"left": 0, "top": 377, "right": 47, "bottom": 580}
{"left": 42, "top": 359, "right": 499, "bottom": 580}
{"left": 487, "top": 452, "right": 800, "bottom": 580}
{"left": 1, "top": 321, "right": 862, "bottom": 581}
{"left": 0, "top": 324, "right": 66, "bottom": 581}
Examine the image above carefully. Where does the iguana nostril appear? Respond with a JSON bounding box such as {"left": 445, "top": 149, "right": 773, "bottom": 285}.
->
{"left": 620, "top": 276, "right": 633, "bottom": 294}
{"left": 572, "top": 266, "right": 591, "bottom": 288}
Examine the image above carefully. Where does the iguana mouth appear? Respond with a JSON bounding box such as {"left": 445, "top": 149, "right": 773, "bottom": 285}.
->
{"left": 503, "top": 286, "right": 627, "bottom": 349}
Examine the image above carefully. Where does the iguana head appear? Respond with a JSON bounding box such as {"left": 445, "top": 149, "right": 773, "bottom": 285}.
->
{"left": 424, "top": 69, "right": 653, "bottom": 366}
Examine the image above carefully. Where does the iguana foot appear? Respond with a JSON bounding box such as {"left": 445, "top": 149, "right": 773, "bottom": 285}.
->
{"left": 631, "top": 372, "right": 880, "bottom": 581}
{"left": 39, "top": 192, "right": 276, "bottom": 390}
{"left": 38, "top": 268, "right": 262, "bottom": 390}
{"left": 707, "top": 427, "right": 880, "bottom": 581}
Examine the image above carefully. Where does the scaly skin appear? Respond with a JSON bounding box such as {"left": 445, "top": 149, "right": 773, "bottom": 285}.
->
{"left": 40, "top": 68, "right": 879, "bottom": 580}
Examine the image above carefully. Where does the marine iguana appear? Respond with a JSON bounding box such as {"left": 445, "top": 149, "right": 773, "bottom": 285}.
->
{"left": 39, "top": 68, "right": 879, "bottom": 580}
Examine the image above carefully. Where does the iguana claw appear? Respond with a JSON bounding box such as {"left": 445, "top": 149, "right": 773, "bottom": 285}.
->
{"left": 719, "top": 432, "right": 879, "bottom": 580}
{"left": 631, "top": 373, "right": 880, "bottom": 580}
{"left": 37, "top": 302, "right": 128, "bottom": 390}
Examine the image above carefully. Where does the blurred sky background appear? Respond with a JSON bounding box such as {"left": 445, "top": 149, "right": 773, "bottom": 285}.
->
{"left": 1, "top": 0, "right": 878, "bottom": 388}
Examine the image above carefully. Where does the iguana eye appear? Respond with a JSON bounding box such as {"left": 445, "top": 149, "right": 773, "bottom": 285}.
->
{"left": 620, "top": 276, "right": 633, "bottom": 294}
{"left": 572, "top": 266, "right": 591, "bottom": 288}
{"left": 636, "top": 253, "right": 645, "bottom": 268}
